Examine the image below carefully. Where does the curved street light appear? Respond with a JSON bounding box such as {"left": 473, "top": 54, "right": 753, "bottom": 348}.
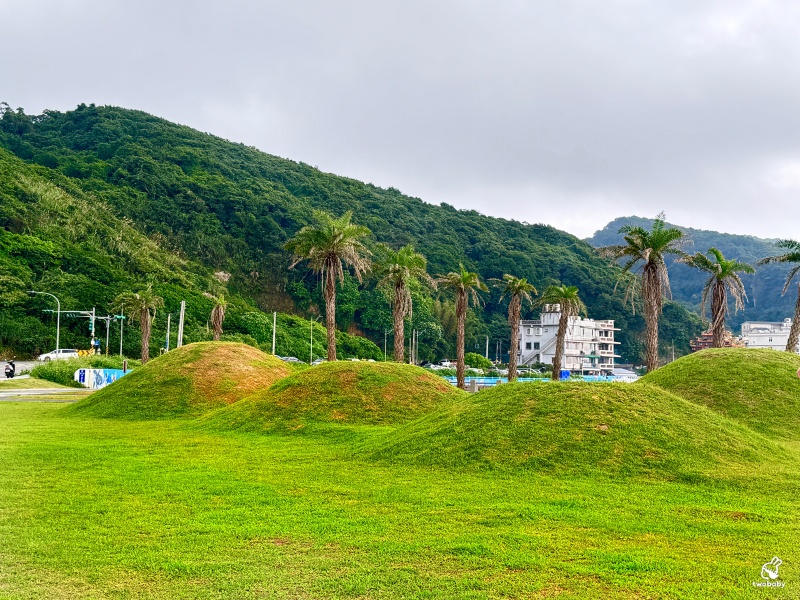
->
{"left": 28, "top": 290, "right": 61, "bottom": 352}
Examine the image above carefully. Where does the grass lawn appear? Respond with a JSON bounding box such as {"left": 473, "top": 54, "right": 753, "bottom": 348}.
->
{"left": 0, "top": 377, "right": 67, "bottom": 390}
{"left": 0, "top": 402, "right": 797, "bottom": 599}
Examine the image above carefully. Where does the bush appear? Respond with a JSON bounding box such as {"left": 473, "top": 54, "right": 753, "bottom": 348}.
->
{"left": 31, "top": 356, "right": 141, "bottom": 387}
{"left": 464, "top": 352, "right": 492, "bottom": 370}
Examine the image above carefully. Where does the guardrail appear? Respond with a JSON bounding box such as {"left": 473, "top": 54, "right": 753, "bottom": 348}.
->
{"left": 444, "top": 375, "right": 620, "bottom": 387}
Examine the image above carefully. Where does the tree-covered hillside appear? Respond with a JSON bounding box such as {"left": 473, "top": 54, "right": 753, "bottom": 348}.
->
{"left": 588, "top": 216, "right": 794, "bottom": 329}
{"left": 0, "top": 103, "right": 703, "bottom": 361}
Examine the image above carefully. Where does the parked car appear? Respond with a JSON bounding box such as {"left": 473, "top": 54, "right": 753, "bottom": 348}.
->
{"left": 279, "top": 356, "right": 303, "bottom": 363}
{"left": 311, "top": 358, "right": 327, "bottom": 366}
{"left": 37, "top": 349, "right": 79, "bottom": 362}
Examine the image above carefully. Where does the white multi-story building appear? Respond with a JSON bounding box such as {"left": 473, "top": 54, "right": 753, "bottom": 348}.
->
{"left": 741, "top": 319, "right": 798, "bottom": 352}
{"left": 518, "top": 305, "right": 620, "bottom": 375}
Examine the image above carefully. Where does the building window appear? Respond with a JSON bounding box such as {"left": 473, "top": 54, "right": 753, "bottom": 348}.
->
{"left": 534, "top": 342, "right": 540, "bottom": 350}
{"left": 536, "top": 328, "right": 542, "bottom": 336}
{"left": 769, "top": 337, "right": 773, "bottom": 342}
{"left": 525, "top": 342, "right": 532, "bottom": 350}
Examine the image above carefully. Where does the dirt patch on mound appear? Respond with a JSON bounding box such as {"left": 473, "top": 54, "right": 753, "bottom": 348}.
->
{"left": 185, "top": 344, "right": 289, "bottom": 405}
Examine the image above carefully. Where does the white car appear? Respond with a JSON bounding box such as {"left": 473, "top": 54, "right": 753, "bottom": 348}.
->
{"left": 38, "top": 349, "right": 79, "bottom": 362}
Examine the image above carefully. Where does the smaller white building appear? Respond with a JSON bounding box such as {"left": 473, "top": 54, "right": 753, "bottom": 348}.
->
{"left": 741, "top": 319, "right": 799, "bottom": 352}
{"left": 518, "top": 305, "right": 620, "bottom": 375}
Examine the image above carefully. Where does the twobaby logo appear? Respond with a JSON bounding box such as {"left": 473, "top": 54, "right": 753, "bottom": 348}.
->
{"left": 752, "top": 557, "right": 785, "bottom": 589}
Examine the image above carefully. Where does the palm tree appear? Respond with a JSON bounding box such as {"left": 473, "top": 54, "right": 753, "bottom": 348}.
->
{"left": 437, "top": 265, "right": 487, "bottom": 389}
{"left": 285, "top": 210, "right": 372, "bottom": 361}
{"left": 113, "top": 285, "right": 163, "bottom": 364}
{"left": 535, "top": 285, "right": 586, "bottom": 381}
{"left": 681, "top": 248, "right": 754, "bottom": 348}
{"left": 757, "top": 239, "right": 800, "bottom": 352}
{"left": 492, "top": 274, "right": 537, "bottom": 382}
{"left": 209, "top": 294, "right": 227, "bottom": 341}
{"left": 599, "top": 213, "right": 687, "bottom": 372}
{"left": 375, "top": 244, "right": 435, "bottom": 362}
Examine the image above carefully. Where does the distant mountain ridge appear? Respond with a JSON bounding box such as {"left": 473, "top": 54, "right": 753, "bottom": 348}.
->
{"left": 587, "top": 216, "right": 794, "bottom": 328}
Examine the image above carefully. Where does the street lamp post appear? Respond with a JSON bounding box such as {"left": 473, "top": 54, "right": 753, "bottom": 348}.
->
{"left": 28, "top": 291, "right": 61, "bottom": 351}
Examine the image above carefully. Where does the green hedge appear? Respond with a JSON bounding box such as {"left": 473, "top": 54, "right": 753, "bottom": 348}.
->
{"left": 31, "top": 356, "right": 141, "bottom": 387}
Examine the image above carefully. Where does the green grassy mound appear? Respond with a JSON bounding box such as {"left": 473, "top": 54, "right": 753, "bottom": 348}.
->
{"left": 66, "top": 342, "right": 289, "bottom": 419}
{"left": 640, "top": 348, "right": 800, "bottom": 439}
{"left": 204, "top": 361, "right": 467, "bottom": 432}
{"left": 361, "top": 382, "right": 786, "bottom": 479}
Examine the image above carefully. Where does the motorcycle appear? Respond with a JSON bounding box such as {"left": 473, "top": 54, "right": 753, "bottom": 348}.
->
{"left": 4, "top": 359, "right": 15, "bottom": 379}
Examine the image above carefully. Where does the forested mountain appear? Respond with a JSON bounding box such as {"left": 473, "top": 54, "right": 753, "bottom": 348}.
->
{"left": 0, "top": 103, "right": 703, "bottom": 361}
{"left": 588, "top": 216, "right": 794, "bottom": 329}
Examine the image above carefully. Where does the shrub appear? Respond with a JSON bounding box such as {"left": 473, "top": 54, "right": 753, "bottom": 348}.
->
{"left": 464, "top": 352, "right": 492, "bottom": 370}
{"left": 31, "top": 356, "right": 141, "bottom": 387}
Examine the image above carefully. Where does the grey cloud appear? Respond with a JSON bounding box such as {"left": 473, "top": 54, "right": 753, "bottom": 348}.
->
{"left": 3, "top": 0, "right": 800, "bottom": 238}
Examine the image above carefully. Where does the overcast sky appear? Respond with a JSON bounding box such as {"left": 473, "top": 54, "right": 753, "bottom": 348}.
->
{"left": 4, "top": 0, "right": 800, "bottom": 240}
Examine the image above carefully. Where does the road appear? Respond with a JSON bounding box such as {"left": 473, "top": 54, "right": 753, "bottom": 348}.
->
{"left": 3, "top": 360, "right": 36, "bottom": 375}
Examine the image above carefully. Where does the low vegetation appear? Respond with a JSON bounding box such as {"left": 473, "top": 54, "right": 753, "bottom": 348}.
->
{"left": 362, "top": 381, "right": 788, "bottom": 480}
{"left": 1, "top": 394, "right": 798, "bottom": 598}
{"left": 65, "top": 342, "right": 288, "bottom": 419}
{"left": 640, "top": 347, "right": 800, "bottom": 439}
{"left": 30, "top": 355, "right": 141, "bottom": 387}
{"left": 0, "top": 376, "right": 67, "bottom": 389}
{"left": 204, "top": 361, "right": 467, "bottom": 433}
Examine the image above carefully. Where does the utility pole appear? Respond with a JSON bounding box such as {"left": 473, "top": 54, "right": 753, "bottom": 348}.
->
{"left": 384, "top": 330, "right": 387, "bottom": 361}
{"left": 272, "top": 311, "right": 277, "bottom": 355}
{"left": 119, "top": 305, "right": 124, "bottom": 357}
{"left": 485, "top": 335, "right": 489, "bottom": 360}
{"left": 166, "top": 314, "right": 171, "bottom": 352}
{"left": 177, "top": 300, "right": 185, "bottom": 347}
{"left": 105, "top": 316, "right": 110, "bottom": 354}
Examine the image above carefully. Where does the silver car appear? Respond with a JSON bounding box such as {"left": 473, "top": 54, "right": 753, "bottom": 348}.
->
{"left": 37, "top": 349, "right": 80, "bottom": 362}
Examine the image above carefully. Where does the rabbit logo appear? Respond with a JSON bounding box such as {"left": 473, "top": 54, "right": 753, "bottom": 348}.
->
{"left": 752, "top": 557, "right": 785, "bottom": 588}
{"left": 761, "top": 557, "right": 782, "bottom": 580}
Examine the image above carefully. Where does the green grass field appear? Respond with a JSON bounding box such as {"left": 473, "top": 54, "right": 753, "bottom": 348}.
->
{"left": 1, "top": 348, "right": 798, "bottom": 598}
{"left": 0, "top": 377, "right": 67, "bottom": 389}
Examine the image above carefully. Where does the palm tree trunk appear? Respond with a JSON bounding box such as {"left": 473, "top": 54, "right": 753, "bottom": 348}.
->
{"left": 551, "top": 311, "right": 569, "bottom": 381}
{"left": 643, "top": 265, "right": 661, "bottom": 372}
{"left": 325, "top": 270, "right": 337, "bottom": 361}
{"left": 711, "top": 282, "right": 726, "bottom": 348}
{"left": 211, "top": 305, "right": 224, "bottom": 341}
{"left": 140, "top": 310, "right": 151, "bottom": 364}
{"left": 787, "top": 283, "right": 800, "bottom": 353}
{"left": 508, "top": 296, "right": 520, "bottom": 382}
{"left": 393, "top": 283, "right": 405, "bottom": 362}
{"left": 456, "top": 289, "right": 466, "bottom": 389}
